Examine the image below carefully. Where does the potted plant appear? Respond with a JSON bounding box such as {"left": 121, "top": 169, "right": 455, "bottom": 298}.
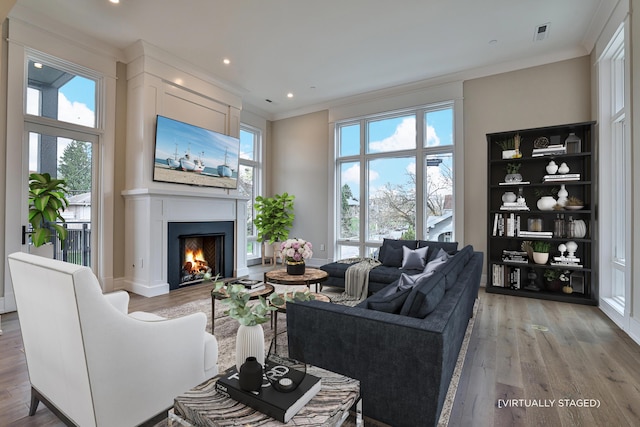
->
{"left": 212, "top": 281, "right": 276, "bottom": 369}
{"left": 254, "top": 193, "right": 295, "bottom": 263}
{"left": 28, "top": 172, "right": 69, "bottom": 255}
{"left": 531, "top": 241, "right": 551, "bottom": 264}
{"left": 496, "top": 133, "right": 522, "bottom": 159}
{"left": 534, "top": 187, "right": 558, "bottom": 211}
{"left": 504, "top": 162, "right": 522, "bottom": 183}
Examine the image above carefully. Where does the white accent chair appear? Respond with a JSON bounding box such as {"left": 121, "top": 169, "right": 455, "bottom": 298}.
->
{"left": 8, "top": 252, "right": 218, "bottom": 427}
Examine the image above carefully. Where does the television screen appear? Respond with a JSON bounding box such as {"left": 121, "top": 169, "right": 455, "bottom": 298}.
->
{"left": 153, "top": 115, "right": 240, "bottom": 189}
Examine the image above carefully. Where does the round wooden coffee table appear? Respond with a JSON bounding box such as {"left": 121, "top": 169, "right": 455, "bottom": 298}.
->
{"left": 263, "top": 267, "right": 329, "bottom": 293}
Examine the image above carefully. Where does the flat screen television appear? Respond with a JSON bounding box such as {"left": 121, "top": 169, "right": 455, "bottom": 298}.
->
{"left": 153, "top": 115, "right": 240, "bottom": 189}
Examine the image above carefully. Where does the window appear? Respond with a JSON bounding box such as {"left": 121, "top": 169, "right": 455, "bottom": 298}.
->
{"left": 239, "top": 125, "right": 262, "bottom": 260}
{"left": 25, "top": 55, "right": 100, "bottom": 266}
{"left": 335, "top": 104, "right": 455, "bottom": 258}
{"left": 598, "top": 22, "right": 629, "bottom": 316}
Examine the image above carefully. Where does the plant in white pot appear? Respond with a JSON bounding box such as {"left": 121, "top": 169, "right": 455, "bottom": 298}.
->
{"left": 254, "top": 193, "right": 295, "bottom": 264}
{"left": 531, "top": 241, "right": 551, "bottom": 265}
{"left": 212, "top": 281, "right": 276, "bottom": 370}
{"left": 28, "top": 173, "right": 69, "bottom": 256}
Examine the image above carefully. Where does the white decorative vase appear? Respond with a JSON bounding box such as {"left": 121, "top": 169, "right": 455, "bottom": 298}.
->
{"left": 558, "top": 162, "right": 570, "bottom": 174}
{"left": 502, "top": 192, "right": 517, "bottom": 203}
{"left": 532, "top": 252, "right": 549, "bottom": 265}
{"left": 573, "top": 220, "right": 587, "bottom": 238}
{"left": 236, "top": 324, "right": 265, "bottom": 371}
{"left": 546, "top": 160, "right": 558, "bottom": 174}
{"left": 537, "top": 196, "right": 556, "bottom": 211}
{"left": 557, "top": 184, "right": 568, "bottom": 206}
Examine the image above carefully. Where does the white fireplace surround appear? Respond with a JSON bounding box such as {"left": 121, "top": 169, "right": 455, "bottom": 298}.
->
{"left": 122, "top": 188, "right": 249, "bottom": 297}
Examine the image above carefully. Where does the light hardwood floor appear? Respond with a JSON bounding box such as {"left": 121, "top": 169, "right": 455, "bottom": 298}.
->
{"left": 2, "top": 277, "right": 640, "bottom": 426}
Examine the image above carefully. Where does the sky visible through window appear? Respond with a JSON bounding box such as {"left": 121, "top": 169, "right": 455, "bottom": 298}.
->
{"left": 340, "top": 109, "right": 453, "bottom": 200}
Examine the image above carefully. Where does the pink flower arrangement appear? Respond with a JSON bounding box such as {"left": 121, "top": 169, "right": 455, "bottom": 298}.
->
{"left": 280, "top": 238, "right": 313, "bottom": 263}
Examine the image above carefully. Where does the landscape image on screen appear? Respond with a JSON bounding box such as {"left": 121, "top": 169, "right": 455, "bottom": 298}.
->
{"left": 153, "top": 115, "right": 240, "bottom": 189}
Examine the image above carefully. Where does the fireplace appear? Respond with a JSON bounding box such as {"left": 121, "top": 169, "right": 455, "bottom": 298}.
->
{"left": 168, "top": 221, "right": 234, "bottom": 290}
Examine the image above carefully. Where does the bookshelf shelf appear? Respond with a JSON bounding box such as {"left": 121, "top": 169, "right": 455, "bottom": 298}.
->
{"left": 486, "top": 121, "right": 597, "bottom": 305}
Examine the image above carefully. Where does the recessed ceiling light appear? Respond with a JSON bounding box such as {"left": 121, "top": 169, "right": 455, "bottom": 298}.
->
{"left": 33, "top": 62, "right": 43, "bottom": 69}
{"left": 109, "top": 0, "right": 120, "bottom": 4}
{"left": 287, "top": 93, "right": 294, "bottom": 98}
{"left": 223, "top": 58, "right": 230, "bottom": 65}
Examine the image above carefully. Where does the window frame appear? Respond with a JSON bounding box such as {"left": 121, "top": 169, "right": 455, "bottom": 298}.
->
{"left": 334, "top": 102, "right": 456, "bottom": 259}
{"left": 239, "top": 123, "right": 263, "bottom": 261}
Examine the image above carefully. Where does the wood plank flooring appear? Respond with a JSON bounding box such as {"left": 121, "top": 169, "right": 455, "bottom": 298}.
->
{"left": 1, "top": 278, "right": 640, "bottom": 426}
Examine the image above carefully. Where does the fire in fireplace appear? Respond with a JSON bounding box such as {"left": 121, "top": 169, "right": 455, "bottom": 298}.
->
{"left": 180, "top": 235, "right": 222, "bottom": 286}
{"left": 167, "top": 221, "right": 234, "bottom": 290}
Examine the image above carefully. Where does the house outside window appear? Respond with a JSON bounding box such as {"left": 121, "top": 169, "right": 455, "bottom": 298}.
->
{"left": 239, "top": 124, "right": 263, "bottom": 261}
{"left": 335, "top": 103, "right": 455, "bottom": 259}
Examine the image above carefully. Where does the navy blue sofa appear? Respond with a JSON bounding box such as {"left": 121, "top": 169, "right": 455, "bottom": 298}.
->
{"left": 287, "top": 245, "right": 483, "bottom": 427}
{"left": 319, "top": 239, "right": 459, "bottom": 294}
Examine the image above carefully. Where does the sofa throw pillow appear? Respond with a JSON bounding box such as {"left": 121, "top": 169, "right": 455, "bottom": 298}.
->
{"left": 423, "top": 248, "right": 452, "bottom": 274}
{"left": 401, "top": 245, "right": 429, "bottom": 270}
{"left": 378, "top": 239, "right": 418, "bottom": 267}
{"left": 367, "top": 287, "right": 413, "bottom": 314}
{"left": 400, "top": 271, "right": 446, "bottom": 318}
{"left": 418, "top": 241, "right": 459, "bottom": 262}
{"left": 396, "top": 271, "right": 434, "bottom": 291}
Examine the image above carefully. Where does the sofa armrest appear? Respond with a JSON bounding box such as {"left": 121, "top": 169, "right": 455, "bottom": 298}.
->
{"left": 103, "top": 290, "right": 130, "bottom": 314}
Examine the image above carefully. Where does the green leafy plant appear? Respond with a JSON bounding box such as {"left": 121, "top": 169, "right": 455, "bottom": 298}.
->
{"left": 544, "top": 269, "right": 571, "bottom": 282}
{"left": 531, "top": 241, "right": 551, "bottom": 253}
{"left": 212, "top": 282, "right": 276, "bottom": 326}
{"left": 254, "top": 193, "right": 295, "bottom": 244}
{"left": 28, "top": 173, "right": 69, "bottom": 247}
{"left": 506, "top": 162, "right": 521, "bottom": 174}
{"left": 495, "top": 138, "right": 515, "bottom": 151}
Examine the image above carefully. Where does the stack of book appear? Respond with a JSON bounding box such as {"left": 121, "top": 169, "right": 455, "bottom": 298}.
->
{"left": 551, "top": 256, "right": 583, "bottom": 268}
{"left": 215, "top": 366, "right": 321, "bottom": 423}
{"left": 502, "top": 250, "right": 529, "bottom": 264}
{"left": 518, "top": 230, "right": 553, "bottom": 238}
{"left": 532, "top": 145, "right": 567, "bottom": 157}
{"left": 500, "top": 201, "right": 529, "bottom": 211}
{"left": 233, "top": 279, "right": 266, "bottom": 291}
{"left": 542, "top": 173, "right": 581, "bottom": 182}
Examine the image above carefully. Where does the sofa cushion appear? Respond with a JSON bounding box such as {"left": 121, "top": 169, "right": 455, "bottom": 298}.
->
{"left": 423, "top": 248, "right": 452, "bottom": 273}
{"left": 396, "top": 270, "right": 433, "bottom": 291}
{"left": 417, "top": 241, "right": 459, "bottom": 262}
{"left": 401, "top": 246, "right": 429, "bottom": 270}
{"left": 400, "top": 271, "right": 446, "bottom": 318}
{"left": 366, "top": 286, "right": 413, "bottom": 314}
{"left": 368, "top": 265, "right": 420, "bottom": 284}
{"left": 440, "top": 245, "right": 474, "bottom": 290}
{"left": 378, "top": 239, "right": 418, "bottom": 267}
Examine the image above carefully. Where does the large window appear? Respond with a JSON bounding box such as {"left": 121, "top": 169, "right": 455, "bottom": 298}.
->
{"left": 238, "top": 125, "right": 262, "bottom": 261}
{"left": 335, "top": 104, "right": 455, "bottom": 258}
{"left": 25, "top": 56, "right": 99, "bottom": 265}
{"left": 598, "top": 23, "right": 629, "bottom": 316}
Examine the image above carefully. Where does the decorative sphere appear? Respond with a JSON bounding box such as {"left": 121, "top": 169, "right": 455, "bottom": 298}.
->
{"left": 558, "top": 243, "right": 567, "bottom": 253}
{"left": 566, "top": 241, "right": 578, "bottom": 255}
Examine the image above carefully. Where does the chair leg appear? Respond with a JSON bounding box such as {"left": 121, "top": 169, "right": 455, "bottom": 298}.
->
{"left": 29, "top": 387, "right": 40, "bottom": 416}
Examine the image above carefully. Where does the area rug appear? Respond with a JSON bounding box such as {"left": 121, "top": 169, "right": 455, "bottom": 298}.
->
{"left": 152, "top": 294, "right": 480, "bottom": 426}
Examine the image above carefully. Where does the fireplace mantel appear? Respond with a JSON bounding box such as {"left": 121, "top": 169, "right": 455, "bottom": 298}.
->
{"left": 122, "top": 188, "right": 249, "bottom": 297}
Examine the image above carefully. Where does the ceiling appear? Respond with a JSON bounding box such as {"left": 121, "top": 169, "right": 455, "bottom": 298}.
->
{"left": 11, "top": 0, "right": 616, "bottom": 120}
